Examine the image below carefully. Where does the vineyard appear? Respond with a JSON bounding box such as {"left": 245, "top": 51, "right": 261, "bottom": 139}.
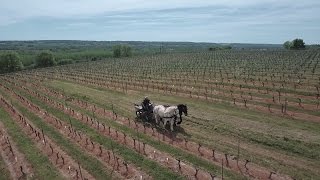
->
{"left": 0, "top": 49, "right": 320, "bottom": 179}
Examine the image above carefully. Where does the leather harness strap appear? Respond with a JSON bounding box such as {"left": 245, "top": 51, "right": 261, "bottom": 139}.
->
{"left": 160, "top": 114, "right": 177, "bottom": 122}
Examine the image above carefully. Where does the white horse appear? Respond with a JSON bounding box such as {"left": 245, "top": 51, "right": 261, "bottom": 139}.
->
{"left": 153, "top": 104, "right": 188, "bottom": 131}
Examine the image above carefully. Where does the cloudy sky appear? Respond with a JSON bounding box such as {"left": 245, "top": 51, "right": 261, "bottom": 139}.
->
{"left": 0, "top": 0, "right": 319, "bottom": 44}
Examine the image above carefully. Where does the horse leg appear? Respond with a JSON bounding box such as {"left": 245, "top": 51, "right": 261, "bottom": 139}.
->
{"left": 163, "top": 119, "right": 167, "bottom": 129}
{"left": 155, "top": 115, "right": 159, "bottom": 124}
{"left": 170, "top": 119, "right": 174, "bottom": 131}
{"left": 174, "top": 116, "right": 178, "bottom": 126}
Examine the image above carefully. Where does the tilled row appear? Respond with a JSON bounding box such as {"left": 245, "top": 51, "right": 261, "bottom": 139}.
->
{"left": 0, "top": 96, "right": 95, "bottom": 180}
{"left": 3, "top": 77, "right": 292, "bottom": 179}
{"left": 3, "top": 80, "right": 215, "bottom": 179}
{"left": 1, "top": 84, "right": 150, "bottom": 180}
{"left": 0, "top": 122, "right": 33, "bottom": 179}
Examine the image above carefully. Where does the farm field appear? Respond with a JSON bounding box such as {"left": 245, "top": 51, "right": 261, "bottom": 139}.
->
{"left": 1, "top": 50, "right": 320, "bottom": 179}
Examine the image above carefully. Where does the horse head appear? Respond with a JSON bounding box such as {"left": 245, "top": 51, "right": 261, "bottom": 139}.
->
{"left": 177, "top": 104, "right": 188, "bottom": 116}
{"left": 177, "top": 104, "right": 188, "bottom": 124}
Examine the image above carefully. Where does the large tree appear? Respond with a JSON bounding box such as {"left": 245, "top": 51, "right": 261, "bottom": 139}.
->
{"left": 36, "top": 51, "right": 56, "bottom": 67}
{"left": 283, "top": 39, "right": 306, "bottom": 50}
{"left": 0, "top": 52, "right": 24, "bottom": 73}
{"left": 291, "top": 39, "right": 305, "bottom": 49}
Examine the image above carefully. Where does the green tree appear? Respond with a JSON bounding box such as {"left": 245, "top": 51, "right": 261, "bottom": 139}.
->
{"left": 122, "top": 45, "right": 132, "bottom": 57}
{"left": 112, "top": 45, "right": 133, "bottom": 58}
{"left": 112, "top": 45, "right": 122, "bottom": 58}
{"left": 0, "top": 52, "right": 24, "bottom": 73}
{"left": 284, "top": 39, "right": 306, "bottom": 50}
{"left": 283, "top": 41, "right": 292, "bottom": 49}
{"left": 36, "top": 51, "right": 56, "bottom": 67}
{"left": 291, "top": 39, "right": 305, "bottom": 49}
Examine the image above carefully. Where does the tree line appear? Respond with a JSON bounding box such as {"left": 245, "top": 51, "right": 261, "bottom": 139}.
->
{"left": 0, "top": 51, "right": 59, "bottom": 74}
{"left": 0, "top": 44, "right": 133, "bottom": 74}
{"left": 208, "top": 46, "right": 232, "bottom": 51}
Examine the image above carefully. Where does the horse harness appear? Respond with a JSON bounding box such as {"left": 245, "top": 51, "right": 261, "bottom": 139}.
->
{"left": 160, "top": 114, "right": 178, "bottom": 124}
{"left": 159, "top": 106, "right": 179, "bottom": 124}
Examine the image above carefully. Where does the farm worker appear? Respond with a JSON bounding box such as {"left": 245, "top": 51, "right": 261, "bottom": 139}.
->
{"left": 142, "top": 96, "right": 152, "bottom": 112}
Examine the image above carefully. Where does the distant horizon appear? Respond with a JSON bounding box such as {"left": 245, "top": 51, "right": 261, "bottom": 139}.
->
{"left": 1, "top": 0, "right": 319, "bottom": 44}
{"left": 0, "top": 37, "right": 318, "bottom": 46}
{"left": 0, "top": 39, "right": 302, "bottom": 45}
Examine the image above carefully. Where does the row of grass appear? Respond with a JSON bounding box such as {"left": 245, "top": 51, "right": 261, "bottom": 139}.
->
{"left": 3, "top": 85, "right": 187, "bottom": 180}
{"left": 0, "top": 106, "right": 63, "bottom": 179}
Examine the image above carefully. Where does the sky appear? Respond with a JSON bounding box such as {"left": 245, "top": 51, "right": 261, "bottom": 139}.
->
{"left": 0, "top": 0, "right": 319, "bottom": 44}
